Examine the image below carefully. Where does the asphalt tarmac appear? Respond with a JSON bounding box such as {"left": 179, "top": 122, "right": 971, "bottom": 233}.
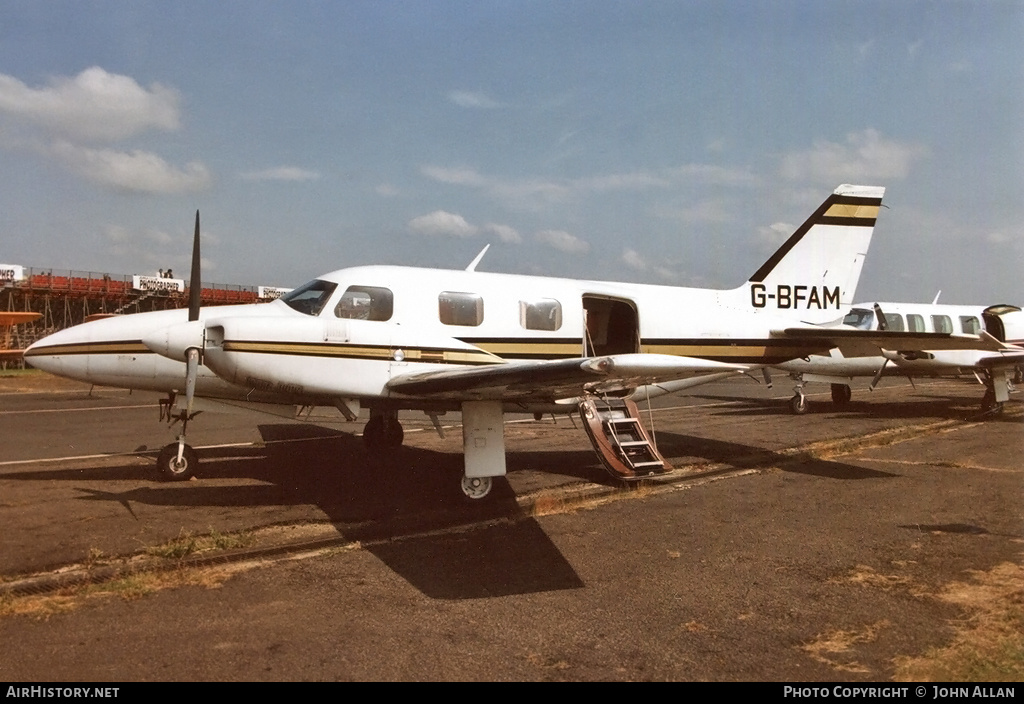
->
{"left": 0, "top": 373, "right": 1020, "bottom": 681}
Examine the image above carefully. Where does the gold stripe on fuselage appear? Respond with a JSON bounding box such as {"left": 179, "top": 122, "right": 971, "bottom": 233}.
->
{"left": 23, "top": 341, "right": 149, "bottom": 357}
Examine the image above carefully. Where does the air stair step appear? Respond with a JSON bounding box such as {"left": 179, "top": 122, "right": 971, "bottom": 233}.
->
{"left": 578, "top": 396, "right": 672, "bottom": 480}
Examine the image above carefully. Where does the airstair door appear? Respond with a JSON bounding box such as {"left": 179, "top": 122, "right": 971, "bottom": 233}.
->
{"left": 582, "top": 295, "right": 640, "bottom": 357}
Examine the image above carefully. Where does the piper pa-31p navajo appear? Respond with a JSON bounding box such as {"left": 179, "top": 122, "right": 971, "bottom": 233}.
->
{"left": 772, "top": 299, "right": 1024, "bottom": 414}
{"left": 25, "top": 184, "right": 984, "bottom": 499}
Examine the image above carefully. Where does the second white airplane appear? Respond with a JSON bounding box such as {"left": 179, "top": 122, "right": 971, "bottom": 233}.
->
{"left": 774, "top": 299, "right": 1023, "bottom": 414}
{"left": 26, "top": 184, "right": 987, "bottom": 499}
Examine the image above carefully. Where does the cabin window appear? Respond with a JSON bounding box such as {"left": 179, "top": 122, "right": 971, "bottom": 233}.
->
{"left": 960, "top": 316, "right": 980, "bottom": 334}
{"left": 439, "top": 291, "right": 483, "bottom": 327}
{"left": 843, "top": 308, "right": 874, "bottom": 330}
{"left": 883, "top": 313, "right": 905, "bottom": 332}
{"left": 335, "top": 286, "right": 393, "bottom": 321}
{"left": 280, "top": 279, "right": 338, "bottom": 316}
{"left": 907, "top": 314, "right": 925, "bottom": 332}
{"left": 520, "top": 299, "right": 562, "bottom": 331}
{"left": 932, "top": 315, "right": 952, "bottom": 334}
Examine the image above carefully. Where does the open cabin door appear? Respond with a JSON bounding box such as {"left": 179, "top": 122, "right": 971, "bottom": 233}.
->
{"left": 582, "top": 295, "right": 640, "bottom": 357}
{"left": 579, "top": 295, "right": 671, "bottom": 479}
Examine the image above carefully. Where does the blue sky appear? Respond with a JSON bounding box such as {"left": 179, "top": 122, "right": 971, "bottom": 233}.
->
{"left": 0, "top": 1, "right": 1020, "bottom": 304}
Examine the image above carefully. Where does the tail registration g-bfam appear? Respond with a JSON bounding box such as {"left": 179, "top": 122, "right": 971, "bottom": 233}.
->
{"left": 29, "top": 185, "right": 906, "bottom": 499}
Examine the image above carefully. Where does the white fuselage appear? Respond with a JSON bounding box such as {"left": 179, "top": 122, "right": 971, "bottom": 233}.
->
{"left": 26, "top": 265, "right": 846, "bottom": 411}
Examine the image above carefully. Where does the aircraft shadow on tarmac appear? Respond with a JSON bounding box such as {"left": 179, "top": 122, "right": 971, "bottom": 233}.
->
{"left": 29, "top": 422, "right": 587, "bottom": 599}
{"left": 689, "top": 390, "right": 1018, "bottom": 422}
{"left": 651, "top": 431, "right": 896, "bottom": 480}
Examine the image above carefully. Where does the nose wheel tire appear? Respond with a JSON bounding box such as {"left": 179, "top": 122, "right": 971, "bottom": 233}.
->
{"left": 461, "top": 475, "right": 493, "bottom": 500}
{"left": 157, "top": 443, "right": 198, "bottom": 481}
{"left": 789, "top": 394, "right": 808, "bottom": 415}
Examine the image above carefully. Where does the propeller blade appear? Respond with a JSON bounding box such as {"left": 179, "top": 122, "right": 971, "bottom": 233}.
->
{"left": 189, "top": 210, "right": 201, "bottom": 322}
{"left": 872, "top": 303, "right": 888, "bottom": 331}
{"left": 869, "top": 358, "right": 889, "bottom": 391}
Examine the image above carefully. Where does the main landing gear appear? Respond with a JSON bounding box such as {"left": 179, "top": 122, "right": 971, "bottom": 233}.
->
{"left": 362, "top": 403, "right": 505, "bottom": 501}
{"left": 788, "top": 380, "right": 852, "bottom": 414}
{"left": 362, "top": 411, "right": 404, "bottom": 449}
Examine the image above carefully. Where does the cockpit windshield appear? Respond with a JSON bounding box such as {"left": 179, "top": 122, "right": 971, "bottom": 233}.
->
{"left": 843, "top": 308, "right": 875, "bottom": 330}
{"left": 280, "top": 279, "right": 338, "bottom": 316}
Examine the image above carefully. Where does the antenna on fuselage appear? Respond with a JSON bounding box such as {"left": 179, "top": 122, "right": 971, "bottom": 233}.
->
{"left": 932, "top": 291, "right": 941, "bottom": 305}
{"left": 465, "top": 244, "right": 490, "bottom": 272}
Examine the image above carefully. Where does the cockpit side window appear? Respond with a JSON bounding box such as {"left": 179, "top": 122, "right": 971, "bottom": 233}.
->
{"left": 280, "top": 279, "right": 338, "bottom": 316}
{"left": 843, "top": 308, "right": 874, "bottom": 330}
{"left": 335, "top": 286, "right": 393, "bottom": 321}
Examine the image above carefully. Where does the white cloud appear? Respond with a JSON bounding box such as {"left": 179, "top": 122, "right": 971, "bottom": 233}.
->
{"left": 779, "top": 129, "right": 928, "bottom": 183}
{"left": 420, "top": 165, "right": 488, "bottom": 187}
{"left": 51, "top": 141, "right": 211, "bottom": 194}
{"left": 408, "top": 210, "right": 478, "bottom": 238}
{"left": 757, "top": 222, "right": 795, "bottom": 249}
{"left": 375, "top": 183, "right": 399, "bottom": 197}
{"left": 422, "top": 163, "right": 756, "bottom": 212}
{"left": 0, "top": 67, "right": 180, "bottom": 142}
{"left": 535, "top": 229, "right": 589, "bottom": 254}
{"left": 239, "top": 167, "right": 320, "bottom": 182}
{"left": 622, "top": 248, "right": 646, "bottom": 270}
{"left": 448, "top": 90, "right": 502, "bottom": 109}
{"left": 484, "top": 223, "right": 522, "bottom": 244}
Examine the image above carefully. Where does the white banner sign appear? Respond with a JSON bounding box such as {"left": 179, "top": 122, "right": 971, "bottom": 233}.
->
{"left": 258, "top": 286, "right": 292, "bottom": 300}
{"left": 132, "top": 275, "right": 184, "bottom": 293}
{"left": 0, "top": 264, "right": 25, "bottom": 282}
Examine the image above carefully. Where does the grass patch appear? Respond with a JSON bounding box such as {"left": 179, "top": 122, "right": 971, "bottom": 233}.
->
{"left": 894, "top": 561, "right": 1024, "bottom": 682}
{"left": 144, "top": 527, "right": 255, "bottom": 560}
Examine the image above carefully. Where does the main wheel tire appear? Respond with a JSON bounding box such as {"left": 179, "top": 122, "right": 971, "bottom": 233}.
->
{"left": 461, "top": 475, "right": 493, "bottom": 500}
{"left": 157, "top": 443, "right": 198, "bottom": 481}
{"left": 831, "top": 383, "right": 852, "bottom": 406}
{"left": 981, "top": 389, "right": 1004, "bottom": 415}
{"left": 382, "top": 418, "right": 404, "bottom": 448}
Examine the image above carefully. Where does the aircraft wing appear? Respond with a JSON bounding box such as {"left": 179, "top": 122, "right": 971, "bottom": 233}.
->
{"left": 385, "top": 353, "right": 749, "bottom": 403}
{"left": 974, "top": 333, "right": 1024, "bottom": 369}
{"left": 775, "top": 328, "right": 1003, "bottom": 358}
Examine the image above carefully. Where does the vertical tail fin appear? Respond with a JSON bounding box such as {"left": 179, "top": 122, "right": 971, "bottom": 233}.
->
{"left": 740, "top": 184, "right": 884, "bottom": 324}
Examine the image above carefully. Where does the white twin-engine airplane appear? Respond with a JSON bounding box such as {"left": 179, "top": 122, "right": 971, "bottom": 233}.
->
{"left": 773, "top": 299, "right": 1024, "bottom": 414}
{"left": 24, "top": 184, "right": 986, "bottom": 500}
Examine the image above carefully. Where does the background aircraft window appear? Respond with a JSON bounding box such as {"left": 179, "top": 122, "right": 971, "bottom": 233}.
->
{"left": 439, "top": 292, "right": 484, "bottom": 326}
{"left": 843, "top": 308, "right": 874, "bottom": 330}
{"left": 932, "top": 315, "right": 952, "bottom": 333}
{"left": 335, "top": 286, "right": 393, "bottom": 321}
{"left": 959, "top": 316, "right": 980, "bottom": 334}
{"left": 907, "top": 314, "right": 925, "bottom": 332}
{"left": 883, "top": 313, "right": 905, "bottom": 331}
{"left": 520, "top": 299, "right": 562, "bottom": 331}
{"left": 280, "top": 279, "right": 338, "bottom": 316}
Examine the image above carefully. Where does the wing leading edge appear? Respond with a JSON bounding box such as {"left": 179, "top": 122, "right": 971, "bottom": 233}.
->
{"left": 385, "top": 353, "right": 750, "bottom": 403}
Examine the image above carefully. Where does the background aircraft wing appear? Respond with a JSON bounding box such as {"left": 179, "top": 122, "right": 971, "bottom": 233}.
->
{"left": 385, "top": 353, "right": 749, "bottom": 403}
{"left": 774, "top": 328, "right": 1004, "bottom": 358}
